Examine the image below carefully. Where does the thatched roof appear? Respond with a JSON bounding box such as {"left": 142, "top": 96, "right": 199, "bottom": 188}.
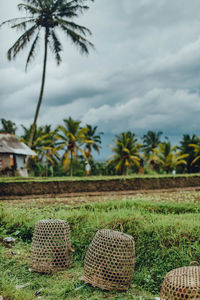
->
{"left": 0, "top": 133, "right": 36, "bottom": 156}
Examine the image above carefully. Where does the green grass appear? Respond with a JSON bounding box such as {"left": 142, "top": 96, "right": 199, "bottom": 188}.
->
{"left": 0, "top": 192, "right": 200, "bottom": 299}
{"left": 0, "top": 244, "right": 154, "bottom": 300}
{"left": 1, "top": 173, "right": 200, "bottom": 183}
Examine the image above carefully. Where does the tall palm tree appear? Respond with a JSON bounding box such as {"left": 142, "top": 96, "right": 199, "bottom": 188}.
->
{"left": 84, "top": 124, "right": 103, "bottom": 158}
{"left": 108, "top": 131, "right": 141, "bottom": 175}
{"left": 1, "top": 0, "right": 94, "bottom": 147}
{"left": 142, "top": 130, "right": 163, "bottom": 156}
{"left": 57, "top": 117, "right": 89, "bottom": 176}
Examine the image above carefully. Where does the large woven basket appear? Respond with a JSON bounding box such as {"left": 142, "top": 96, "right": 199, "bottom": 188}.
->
{"left": 31, "top": 219, "right": 73, "bottom": 273}
{"left": 160, "top": 266, "right": 200, "bottom": 299}
{"left": 83, "top": 229, "right": 135, "bottom": 291}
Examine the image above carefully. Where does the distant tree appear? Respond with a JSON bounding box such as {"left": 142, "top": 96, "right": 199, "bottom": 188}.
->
{"left": 189, "top": 137, "right": 200, "bottom": 171}
{"left": 21, "top": 124, "right": 59, "bottom": 176}
{"left": 1, "top": 0, "right": 94, "bottom": 148}
{"left": 179, "top": 134, "right": 199, "bottom": 173}
{"left": 57, "top": 117, "right": 89, "bottom": 176}
{"left": 154, "top": 142, "right": 188, "bottom": 173}
{"left": 142, "top": 130, "right": 163, "bottom": 156}
{"left": 142, "top": 130, "right": 163, "bottom": 171}
{"left": 0, "top": 118, "right": 17, "bottom": 134}
{"left": 108, "top": 131, "right": 141, "bottom": 175}
{"left": 84, "top": 124, "right": 103, "bottom": 158}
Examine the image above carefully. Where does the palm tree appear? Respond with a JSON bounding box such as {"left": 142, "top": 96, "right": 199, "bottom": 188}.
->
{"left": 179, "top": 134, "right": 199, "bottom": 173}
{"left": 0, "top": 118, "right": 17, "bottom": 134}
{"left": 154, "top": 142, "right": 188, "bottom": 173}
{"left": 21, "top": 124, "right": 59, "bottom": 175}
{"left": 1, "top": 0, "right": 94, "bottom": 148}
{"left": 56, "top": 117, "right": 89, "bottom": 176}
{"left": 142, "top": 130, "right": 163, "bottom": 156}
{"left": 108, "top": 131, "right": 141, "bottom": 175}
{"left": 189, "top": 137, "right": 200, "bottom": 170}
{"left": 84, "top": 124, "right": 103, "bottom": 159}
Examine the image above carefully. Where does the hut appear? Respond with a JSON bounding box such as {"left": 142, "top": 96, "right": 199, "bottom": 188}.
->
{"left": 0, "top": 133, "right": 36, "bottom": 176}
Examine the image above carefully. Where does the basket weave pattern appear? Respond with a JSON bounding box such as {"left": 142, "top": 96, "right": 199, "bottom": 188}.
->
{"left": 83, "top": 229, "right": 135, "bottom": 291}
{"left": 31, "top": 219, "right": 73, "bottom": 273}
{"left": 160, "top": 266, "right": 200, "bottom": 299}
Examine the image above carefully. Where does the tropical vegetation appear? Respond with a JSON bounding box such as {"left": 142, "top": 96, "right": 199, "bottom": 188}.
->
{"left": 56, "top": 117, "right": 90, "bottom": 176}
{"left": 108, "top": 131, "right": 141, "bottom": 175}
{"left": 0, "top": 118, "right": 200, "bottom": 176}
{"left": 0, "top": 118, "right": 17, "bottom": 134}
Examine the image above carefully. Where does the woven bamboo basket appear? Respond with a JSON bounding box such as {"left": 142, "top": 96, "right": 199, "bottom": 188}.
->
{"left": 83, "top": 229, "right": 135, "bottom": 291}
{"left": 160, "top": 266, "right": 200, "bottom": 299}
{"left": 31, "top": 219, "right": 73, "bottom": 273}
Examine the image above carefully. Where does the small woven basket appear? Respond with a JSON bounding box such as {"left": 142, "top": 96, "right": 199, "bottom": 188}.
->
{"left": 31, "top": 219, "right": 73, "bottom": 273}
{"left": 160, "top": 266, "right": 200, "bottom": 300}
{"left": 83, "top": 229, "right": 135, "bottom": 291}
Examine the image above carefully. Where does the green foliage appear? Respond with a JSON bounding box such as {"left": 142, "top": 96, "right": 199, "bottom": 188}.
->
{"left": 179, "top": 134, "right": 200, "bottom": 173}
{"left": 20, "top": 124, "right": 60, "bottom": 176}
{"left": 1, "top": 117, "right": 200, "bottom": 177}
{"left": 142, "top": 130, "right": 163, "bottom": 156}
{"left": 56, "top": 117, "right": 90, "bottom": 176}
{"left": 0, "top": 118, "right": 17, "bottom": 134}
{"left": 189, "top": 137, "right": 200, "bottom": 169}
{"left": 150, "top": 142, "right": 188, "bottom": 173}
{"left": 84, "top": 124, "right": 103, "bottom": 158}
{"left": 108, "top": 131, "right": 141, "bottom": 175}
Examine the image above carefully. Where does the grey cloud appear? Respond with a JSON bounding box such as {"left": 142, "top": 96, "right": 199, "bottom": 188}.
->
{"left": 81, "top": 88, "right": 200, "bottom": 135}
{"left": 1, "top": 0, "right": 200, "bottom": 159}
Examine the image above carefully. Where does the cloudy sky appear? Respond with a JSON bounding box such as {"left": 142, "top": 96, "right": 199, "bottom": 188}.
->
{"left": 1, "top": 0, "right": 200, "bottom": 159}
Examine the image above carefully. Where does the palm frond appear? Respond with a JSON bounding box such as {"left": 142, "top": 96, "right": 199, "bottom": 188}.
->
{"left": 191, "top": 156, "right": 200, "bottom": 165}
{"left": 189, "top": 143, "right": 198, "bottom": 149}
{"left": 56, "top": 19, "right": 92, "bottom": 36}
{"left": 7, "top": 25, "right": 37, "bottom": 61}
{"left": 0, "top": 17, "right": 32, "bottom": 28}
{"left": 61, "top": 25, "right": 93, "bottom": 54}
{"left": 67, "top": 0, "right": 94, "bottom": 4}
{"left": 65, "top": 4, "right": 90, "bottom": 14}
{"left": 79, "top": 148, "right": 87, "bottom": 159}
{"left": 115, "top": 160, "right": 122, "bottom": 171}
{"left": 55, "top": 2, "right": 90, "bottom": 18}
{"left": 25, "top": 29, "right": 40, "bottom": 70}
{"left": 23, "top": 0, "right": 43, "bottom": 8}
{"left": 11, "top": 19, "right": 35, "bottom": 31}
{"left": 51, "top": 0, "right": 67, "bottom": 13}
{"left": 63, "top": 152, "right": 70, "bottom": 169}
{"left": 18, "top": 3, "right": 41, "bottom": 15}
{"left": 49, "top": 30, "right": 62, "bottom": 65}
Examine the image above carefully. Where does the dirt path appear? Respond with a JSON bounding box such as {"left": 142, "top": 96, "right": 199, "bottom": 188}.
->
{"left": 1, "top": 187, "right": 200, "bottom": 207}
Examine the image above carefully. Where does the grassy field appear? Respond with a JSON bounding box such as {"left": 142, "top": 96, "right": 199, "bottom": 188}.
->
{"left": 0, "top": 190, "right": 200, "bottom": 299}
{"left": 1, "top": 173, "right": 200, "bottom": 183}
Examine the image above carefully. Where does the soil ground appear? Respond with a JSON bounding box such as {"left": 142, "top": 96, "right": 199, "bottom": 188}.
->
{"left": 1, "top": 187, "right": 200, "bottom": 206}
{"left": 1, "top": 175, "right": 200, "bottom": 199}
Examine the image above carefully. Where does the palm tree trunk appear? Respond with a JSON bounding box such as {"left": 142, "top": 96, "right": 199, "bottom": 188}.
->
{"left": 28, "top": 29, "right": 48, "bottom": 148}
{"left": 126, "top": 167, "right": 128, "bottom": 176}
{"left": 70, "top": 151, "right": 73, "bottom": 177}
{"left": 46, "top": 150, "right": 48, "bottom": 177}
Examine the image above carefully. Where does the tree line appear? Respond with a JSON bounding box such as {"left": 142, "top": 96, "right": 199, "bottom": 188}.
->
{"left": 1, "top": 118, "right": 200, "bottom": 177}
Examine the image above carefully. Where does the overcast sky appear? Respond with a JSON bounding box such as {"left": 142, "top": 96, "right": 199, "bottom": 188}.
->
{"left": 1, "top": 0, "right": 200, "bottom": 159}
